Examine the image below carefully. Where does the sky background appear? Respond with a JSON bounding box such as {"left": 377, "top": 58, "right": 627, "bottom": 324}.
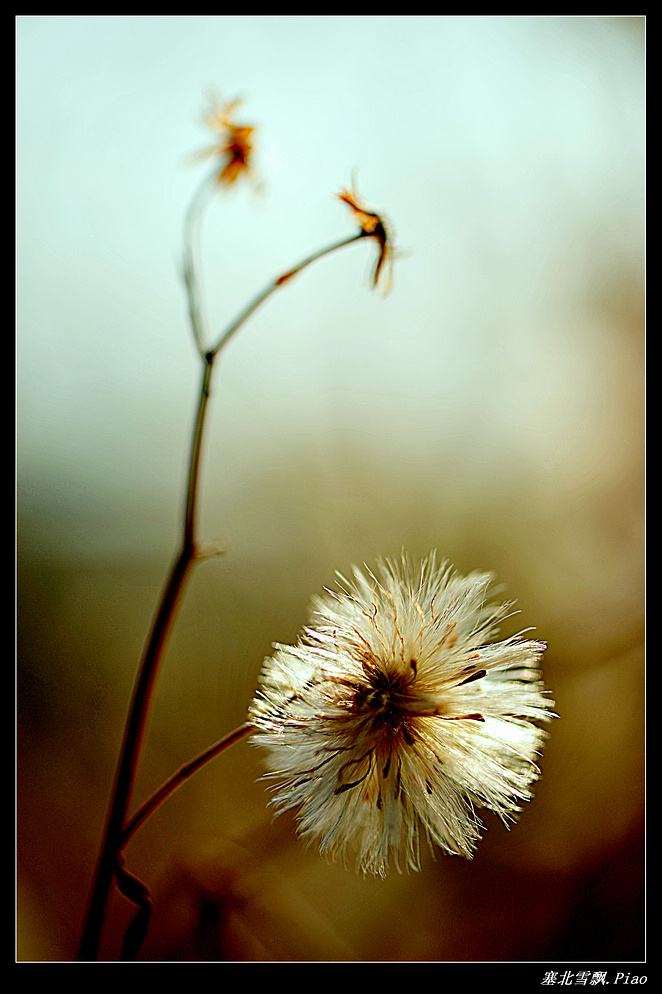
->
{"left": 17, "top": 16, "right": 644, "bottom": 963}
{"left": 18, "top": 15, "right": 644, "bottom": 561}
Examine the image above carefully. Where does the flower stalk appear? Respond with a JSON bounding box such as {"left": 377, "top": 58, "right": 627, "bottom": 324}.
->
{"left": 78, "top": 141, "right": 390, "bottom": 958}
{"left": 120, "top": 722, "right": 254, "bottom": 851}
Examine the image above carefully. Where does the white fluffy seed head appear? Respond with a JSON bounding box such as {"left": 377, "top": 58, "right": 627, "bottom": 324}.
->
{"left": 249, "top": 552, "right": 556, "bottom": 876}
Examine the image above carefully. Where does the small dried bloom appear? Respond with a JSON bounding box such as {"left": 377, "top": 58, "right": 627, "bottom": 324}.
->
{"left": 196, "top": 93, "right": 255, "bottom": 186}
{"left": 338, "top": 186, "right": 394, "bottom": 292}
{"left": 250, "top": 553, "right": 555, "bottom": 877}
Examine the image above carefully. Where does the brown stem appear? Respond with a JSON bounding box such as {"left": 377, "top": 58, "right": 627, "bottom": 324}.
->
{"left": 78, "top": 545, "right": 194, "bottom": 960}
{"left": 211, "top": 231, "right": 365, "bottom": 355}
{"left": 78, "top": 356, "right": 213, "bottom": 962}
{"left": 121, "top": 722, "right": 253, "bottom": 850}
{"left": 78, "top": 222, "right": 374, "bottom": 961}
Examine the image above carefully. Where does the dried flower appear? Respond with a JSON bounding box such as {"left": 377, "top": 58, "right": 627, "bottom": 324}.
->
{"left": 250, "top": 553, "right": 555, "bottom": 877}
{"left": 338, "top": 186, "right": 394, "bottom": 292}
{"left": 196, "top": 93, "right": 255, "bottom": 186}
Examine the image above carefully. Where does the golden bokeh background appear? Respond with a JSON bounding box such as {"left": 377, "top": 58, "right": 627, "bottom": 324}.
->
{"left": 17, "top": 15, "right": 644, "bottom": 962}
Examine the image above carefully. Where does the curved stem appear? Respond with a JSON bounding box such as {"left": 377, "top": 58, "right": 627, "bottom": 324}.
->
{"left": 211, "top": 231, "right": 366, "bottom": 355}
{"left": 183, "top": 169, "right": 217, "bottom": 356}
{"left": 184, "top": 354, "right": 214, "bottom": 547}
{"left": 80, "top": 348, "right": 215, "bottom": 963}
{"left": 79, "top": 216, "right": 373, "bottom": 961}
{"left": 121, "top": 722, "right": 253, "bottom": 850}
{"left": 78, "top": 545, "right": 194, "bottom": 960}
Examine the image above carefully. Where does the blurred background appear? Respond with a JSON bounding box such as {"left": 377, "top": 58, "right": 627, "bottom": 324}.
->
{"left": 17, "top": 15, "right": 644, "bottom": 962}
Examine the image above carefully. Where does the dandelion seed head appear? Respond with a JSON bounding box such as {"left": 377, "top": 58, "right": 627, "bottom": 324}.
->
{"left": 250, "top": 553, "right": 556, "bottom": 877}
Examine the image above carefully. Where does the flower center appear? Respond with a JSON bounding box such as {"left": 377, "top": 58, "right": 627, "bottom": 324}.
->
{"left": 352, "top": 667, "right": 416, "bottom": 738}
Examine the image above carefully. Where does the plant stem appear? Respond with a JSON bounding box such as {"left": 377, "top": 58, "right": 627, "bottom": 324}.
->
{"left": 78, "top": 212, "right": 374, "bottom": 961}
{"left": 183, "top": 170, "right": 217, "bottom": 356}
{"left": 78, "top": 359, "right": 211, "bottom": 959}
{"left": 211, "top": 231, "right": 365, "bottom": 356}
{"left": 79, "top": 235, "right": 215, "bottom": 963}
{"left": 120, "top": 722, "right": 253, "bottom": 851}
{"left": 78, "top": 544, "right": 194, "bottom": 960}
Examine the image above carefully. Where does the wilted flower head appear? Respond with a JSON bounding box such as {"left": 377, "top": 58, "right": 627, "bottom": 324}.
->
{"left": 196, "top": 93, "right": 255, "bottom": 186}
{"left": 338, "top": 185, "right": 395, "bottom": 292}
{"left": 250, "top": 553, "right": 555, "bottom": 877}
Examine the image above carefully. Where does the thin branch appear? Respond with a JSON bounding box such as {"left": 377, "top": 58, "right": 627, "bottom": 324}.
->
{"left": 78, "top": 545, "right": 193, "bottom": 961}
{"left": 183, "top": 354, "right": 213, "bottom": 548}
{"left": 211, "top": 231, "right": 366, "bottom": 355}
{"left": 79, "top": 206, "right": 375, "bottom": 962}
{"left": 121, "top": 722, "right": 253, "bottom": 850}
{"left": 115, "top": 858, "right": 153, "bottom": 961}
{"left": 182, "top": 168, "right": 217, "bottom": 356}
